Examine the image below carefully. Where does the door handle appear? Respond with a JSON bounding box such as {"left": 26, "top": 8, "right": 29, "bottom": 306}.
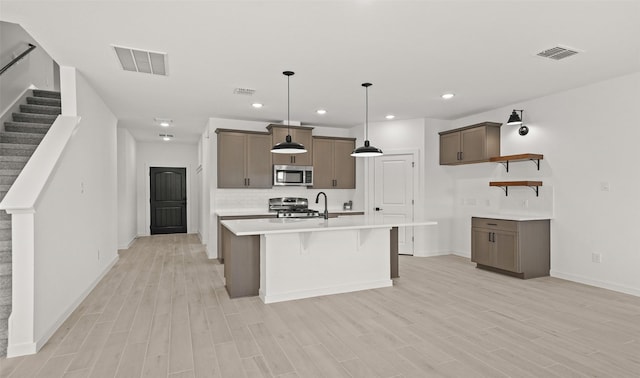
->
{"left": 375, "top": 207, "right": 383, "bottom": 211}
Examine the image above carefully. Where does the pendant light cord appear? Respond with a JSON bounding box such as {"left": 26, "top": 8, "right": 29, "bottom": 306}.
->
{"left": 365, "top": 85, "right": 369, "bottom": 140}
{"left": 362, "top": 82, "right": 372, "bottom": 141}
{"left": 287, "top": 73, "right": 291, "bottom": 134}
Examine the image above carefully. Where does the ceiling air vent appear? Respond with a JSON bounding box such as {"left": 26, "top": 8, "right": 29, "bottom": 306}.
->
{"left": 113, "top": 45, "right": 168, "bottom": 76}
{"left": 536, "top": 46, "right": 580, "bottom": 60}
{"left": 233, "top": 88, "right": 256, "bottom": 96}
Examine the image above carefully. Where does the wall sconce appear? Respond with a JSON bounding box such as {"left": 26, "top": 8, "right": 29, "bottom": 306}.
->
{"left": 507, "top": 109, "right": 528, "bottom": 136}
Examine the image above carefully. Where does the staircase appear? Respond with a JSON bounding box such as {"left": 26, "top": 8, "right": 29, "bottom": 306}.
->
{"left": 0, "top": 89, "right": 61, "bottom": 357}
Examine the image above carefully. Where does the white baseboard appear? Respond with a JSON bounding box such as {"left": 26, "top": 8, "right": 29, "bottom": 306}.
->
{"left": 33, "top": 254, "right": 119, "bottom": 355}
{"left": 259, "top": 279, "right": 393, "bottom": 304}
{"left": 550, "top": 270, "right": 640, "bottom": 298}
{"left": 6, "top": 341, "right": 37, "bottom": 358}
{"left": 118, "top": 235, "right": 137, "bottom": 250}
{"left": 412, "top": 250, "right": 453, "bottom": 257}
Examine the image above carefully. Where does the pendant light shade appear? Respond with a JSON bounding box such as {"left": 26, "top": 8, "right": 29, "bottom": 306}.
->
{"left": 507, "top": 109, "right": 523, "bottom": 125}
{"left": 271, "top": 71, "right": 307, "bottom": 154}
{"left": 351, "top": 82, "right": 383, "bottom": 158}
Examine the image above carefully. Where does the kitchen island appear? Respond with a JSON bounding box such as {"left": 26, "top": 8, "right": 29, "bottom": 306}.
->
{"left": 220, "top": 216, "right": 437, "bottom": 303}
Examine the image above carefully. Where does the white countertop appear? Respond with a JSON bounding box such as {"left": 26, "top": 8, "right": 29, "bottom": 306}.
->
{"left": 472, "top": 213, "right": 553, "bottom": 221}
{"left": 216, "top": 209, "right": 273, "bottom": 217}
{"left": 221, "top": 215, "right": 437, "bottom": 236}
{"left": 215, "top": 208, "right": 365, "bottom": 217}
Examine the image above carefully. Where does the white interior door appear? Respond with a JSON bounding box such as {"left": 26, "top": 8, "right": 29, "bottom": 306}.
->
{"left": 374, "top": 154, "right": 414, "bottom": 255}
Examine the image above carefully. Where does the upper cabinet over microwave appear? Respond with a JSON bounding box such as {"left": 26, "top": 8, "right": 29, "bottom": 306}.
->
{"left": 439, "top": 122, "right": 502, "bottom": 165}
{"left": 267, "top": 124, "right": 314, "bottom": 166}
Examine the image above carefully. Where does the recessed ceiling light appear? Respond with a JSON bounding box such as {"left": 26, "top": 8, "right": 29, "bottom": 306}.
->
{"left": 252, "top": 103, "right": 263, "bottom": 108}
{"left": 155, "top": 117, "right": 172, "bottom": 127}
{"left": 385, "top": 114, "right": 395, "bottom": 120}
{"left": 316, "top": 109, "right": 327, "bottom": 115}
{"left": 442, "top": 93, "right": 455, "bottom": 100}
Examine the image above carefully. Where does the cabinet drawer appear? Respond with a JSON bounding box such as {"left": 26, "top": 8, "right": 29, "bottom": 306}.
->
{"left": 472, "top": 217, "right": 518, "bottom": 232}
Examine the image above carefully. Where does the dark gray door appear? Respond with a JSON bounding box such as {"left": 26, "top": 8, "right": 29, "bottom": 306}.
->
{"left": 150, "top": 167, "right": 187, "bottom": 235}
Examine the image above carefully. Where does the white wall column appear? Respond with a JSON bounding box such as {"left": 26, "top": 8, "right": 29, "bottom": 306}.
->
{"left": 6, "top": 211, "right": 36, "bottom": 357}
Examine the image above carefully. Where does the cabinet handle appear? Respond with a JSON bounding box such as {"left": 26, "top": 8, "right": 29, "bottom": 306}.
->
{"left": 487, "top": 223, "right": 497, "bottom": 226}
{"left": 492, "top": 232, "right": 496, "bottom": 242}
{"left": 460, "top": 151, "right": 464, "bottom": 160}
{"left": 488, "top": 232, "right": 492, "bottom": 242}
{"left": 247, "top": 178, "right": 250, "bottom": 186}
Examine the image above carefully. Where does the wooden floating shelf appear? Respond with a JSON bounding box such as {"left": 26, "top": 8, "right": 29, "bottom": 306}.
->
{"left": 490, "top": 181, "right": 543, "bottom": 197}
{"left": 490, "top": 153, "right": 543, "bottom": 171}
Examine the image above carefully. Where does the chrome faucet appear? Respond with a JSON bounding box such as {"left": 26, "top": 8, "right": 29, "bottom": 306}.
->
{"left": 315, "top": 192, "right": 329, "bottom": 220}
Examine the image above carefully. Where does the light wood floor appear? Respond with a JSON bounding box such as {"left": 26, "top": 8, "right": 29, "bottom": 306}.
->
{"left": 2, "top": 234, "right": 640, "bottom": 377}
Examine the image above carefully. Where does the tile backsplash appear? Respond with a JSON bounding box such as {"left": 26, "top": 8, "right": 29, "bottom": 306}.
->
{"left": 215, "top": 188, "right": 358, "bottom": 212}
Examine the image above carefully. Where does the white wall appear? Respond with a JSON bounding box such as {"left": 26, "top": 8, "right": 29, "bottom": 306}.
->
{"left": 0, "top": 21, "right": 56, "bottom": 126}
{"left": 445, "top": 71, "right": 640, "bottom": 296}
{"left": 33, "top": 70, "right": 118, "bottom": 342}
{"left": 364, "top": 118, "right": 454, "bottom": 256}
{"left": 136, "top": 141, "right": 199, "bottom": 236}
{"left": 117, "top": 128, "right": 137, "bottom": 249}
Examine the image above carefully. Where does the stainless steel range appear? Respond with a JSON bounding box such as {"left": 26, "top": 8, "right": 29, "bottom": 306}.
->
{"left": 269, "top": 197, "right": 321, "bottom": 218}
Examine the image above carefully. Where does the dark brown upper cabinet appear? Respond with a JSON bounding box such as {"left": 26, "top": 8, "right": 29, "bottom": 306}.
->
{"left": 217, "top": 129, "right": 272, "bottom": 188}
{"left": 312, "top": 137, "right": 356, "bottom": 189}
{"left": 267, "top": 124, "right": 314, "bottom": 166}
{"left": 439, "top": 122, "right": 502, "bottom": 165}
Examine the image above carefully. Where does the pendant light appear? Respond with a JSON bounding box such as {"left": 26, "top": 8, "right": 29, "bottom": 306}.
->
{"left": 351, "top": 82, "right": 383, "bottom": 157}
{"left": 271, "top": 71, "right": 307, "bottom": 154}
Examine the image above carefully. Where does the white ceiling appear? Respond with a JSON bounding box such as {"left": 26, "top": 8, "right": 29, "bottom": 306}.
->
{"left": 2, "top": 1, "right": 639, "bottom": 143}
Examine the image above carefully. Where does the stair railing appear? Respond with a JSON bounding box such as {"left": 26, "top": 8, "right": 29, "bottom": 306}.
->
{"left": 0, "top": 43, "right": 36, "bottom": 76}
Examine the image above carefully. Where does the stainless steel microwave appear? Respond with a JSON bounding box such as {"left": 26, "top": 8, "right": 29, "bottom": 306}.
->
{"left": 273, "top": 165, "right": 313, "bottom": 186}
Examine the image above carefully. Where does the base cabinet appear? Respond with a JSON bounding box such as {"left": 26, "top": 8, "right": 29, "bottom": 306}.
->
{"left": 471, "top": 217, "right": 550, "bottom": 279}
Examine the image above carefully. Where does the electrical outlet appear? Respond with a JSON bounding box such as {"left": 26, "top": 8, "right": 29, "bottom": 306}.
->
{"left": 591, "top": 252, "right": 602, "bottom": 263}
